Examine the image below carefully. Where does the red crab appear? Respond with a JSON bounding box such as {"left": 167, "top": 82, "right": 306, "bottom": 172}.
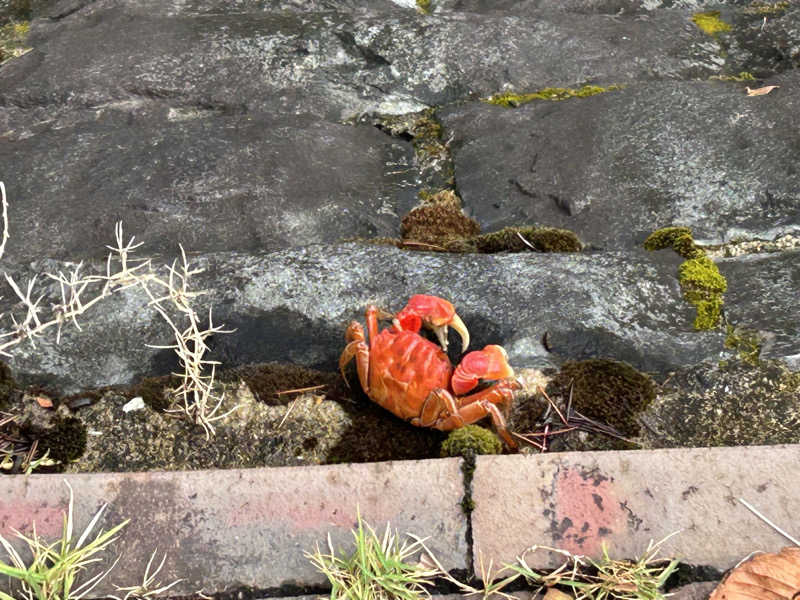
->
{"left": 339, "top": 294, "right": 521, "bottom": 448}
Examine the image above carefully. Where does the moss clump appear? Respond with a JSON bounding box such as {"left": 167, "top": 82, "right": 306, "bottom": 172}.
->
{"left": 401, "top": 190, "right": 480, "bottom": 250}
{"left": 0, "top": 20, "right": 30, "bottom": 64}
{"left": 441, "top": 425, "right": 502, "bottom": 458}
{"left": 551, "top": 359, "right": 656, "bottom": 437}
{"left": 643, "top": 226, "right": 702, "bottom": 259}
{"left": 691, "top": 11, "right": 732, "bottom": 36}
{"left": 710, "top": 72, "right": 756, "bottom": 82}
{"left": 644, "top": 227, "right": 727, "bottom": 330}
{"left": 416, "top": 0, "right": 432, "bottom": 14}
{"left": 39, "top": 416, "right": 87, "bottom": 463}
{"left": 485, "top": 85, "right": 621, "bottom": 108}
{"left": 474, "top": 226, "right": 582, "bottom": 253}
{"left": 678, "top": 256, "right": 727, "bottom": 329}
{"left": 132, "top": 375, "right": 182, "bottom": 412}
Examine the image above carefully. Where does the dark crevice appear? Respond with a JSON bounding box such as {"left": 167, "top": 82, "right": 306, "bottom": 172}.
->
{"left": 46, "top": 0, "right": 99, "bottom": 21}
{"left": 460, "top": 453, "right": 477, "bottom": 581}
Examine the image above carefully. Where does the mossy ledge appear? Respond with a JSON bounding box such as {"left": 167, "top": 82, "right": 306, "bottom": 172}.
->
{"left": 0, "top": 20, "right": 30, "bottom": 64}
{"left": 644, "top": 227, "right": 727, "bottom": 330}
{"left": 484, "top": 85, "right": 621, "bottom": 108}
{"left": 691, "top": 11, "right": 732, "bottom": 36}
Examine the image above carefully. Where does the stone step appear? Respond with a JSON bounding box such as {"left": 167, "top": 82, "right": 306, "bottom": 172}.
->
{"left": 2, "top": 445, "right": 798, "bottom": 597}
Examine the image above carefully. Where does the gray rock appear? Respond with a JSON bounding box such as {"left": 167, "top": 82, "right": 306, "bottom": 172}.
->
{"left": 0, "top": 107, "right": 416, "bottom": 262}
{"left": 440, "top": 71, "right": 800, "bottom": 249}
{"left": 2, "top": 243, "right": 734, "bottom": 391}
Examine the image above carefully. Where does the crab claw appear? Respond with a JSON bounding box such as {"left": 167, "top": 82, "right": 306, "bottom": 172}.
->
{"left": 394, "top": 294, "right": 470, "bottom": 353}
{"left": 452, "top": 345, "right": 516, "bottom": 396}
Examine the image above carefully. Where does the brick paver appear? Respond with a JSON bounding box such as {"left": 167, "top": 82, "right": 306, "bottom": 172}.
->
{"left": 0, "top": 459, "right": 467, "bottom": 596}
{"left": 471, "top": 445, "right": 800, "bottom": 572}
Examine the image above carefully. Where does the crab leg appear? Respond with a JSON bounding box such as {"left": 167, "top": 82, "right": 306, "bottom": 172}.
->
{"left": 414, "top": 379, "right": 521, "bottom": 448}
{"left": 339, "top": 321, "right": 371, "bottom": 393}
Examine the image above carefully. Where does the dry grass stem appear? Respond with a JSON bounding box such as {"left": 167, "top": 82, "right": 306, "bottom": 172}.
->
{"left": 275, "top": 384, "right": 326, "bottom": 396}
{"left": 0, "top": 203, "right": 233, "bottom": 436}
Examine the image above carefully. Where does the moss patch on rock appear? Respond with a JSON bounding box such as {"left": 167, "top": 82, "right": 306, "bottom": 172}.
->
{"left": 441, "top": 425, "right": 502, "bottom": 458}
{"left": 691, "top": 11, "right": 732, "bottom": 36}
{"left": 132, "top": 374, "right": 180, "bottom": 412}
{"left": 550, "top": 359, "right": 656, "bottom": 437}
{"left": 644, "top": 227, "right": 727, "bottom": 330}
{"left": 473, "top": 226, "right": 582, "bottom": 253}
{"left": 0, "top": 20, "right": 30, "bottom": 64}
{"left": 484, "top": 85, "right": 621, "bottom": 108}
{"left": 219, "top": 362, "right": 346, "bottom": 405}
{"left": 710, "top": 71, "right": 756, "bottom": 82}
{"left": 401, "top": 190, "right": 480, "bottom": 250}
{"left": 37, "top": 416, "right": 87, "bottom": 464}
{"left": 724, "top": 325, "right": 762, "bottom": 366}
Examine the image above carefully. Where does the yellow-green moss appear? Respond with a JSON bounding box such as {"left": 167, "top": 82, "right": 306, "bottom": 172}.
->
{"left": 550, "top": 359, "right": 655, "bottom": 437}
{"left": 692, "top": 11, "right": 732, "bottom": 36}
{"left": 724, "top": 325, "right": 762, "bottom": 365}
{"left": 484, "top": 85, "right": 621, "bottom": 108}
{"left": 0, "top": 20, "right": 30, "bottom": 64}
{"left": 678, "top": 256, "right": 727, "bottom": 330}
{"left": 743, "top": 1, "right": 789, "bottom": 15}
{"left": 474, "top": 226, "right": 582, "bottom": 253}
{"left": 643, "top": 226, "right": 702, "bottom": 259}
{"left": 441, "top": 424, "right": 502, "bottom": 457}
{"left": 644, "top": 227, "right": 727, "bottom": 330}
{"left": 710, "top": 72, "right": 756, "bottom": 82}
{"left": 416, "top": 0, "right": 432, "bottom": 14}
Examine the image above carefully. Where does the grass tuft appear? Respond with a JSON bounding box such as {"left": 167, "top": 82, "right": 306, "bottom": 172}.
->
{"left": 306, "top": 512, "right": 439, "bottom": 600}
{"left": 0, "top": 482, "right": 128, "bottom": 600}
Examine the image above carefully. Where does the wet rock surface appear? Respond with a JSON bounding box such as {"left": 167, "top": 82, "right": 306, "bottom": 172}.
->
{"left": 0, "top": 0, "right": 798, "bottom": 470}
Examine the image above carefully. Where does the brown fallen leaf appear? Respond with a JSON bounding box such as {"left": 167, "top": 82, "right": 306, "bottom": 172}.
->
{"left": 746, "top": 85, "right": 779, "bottom": 96}
{"left": 34, "top": 396, "right": 53, "bottom": 408}
{"left": 709, "top": 547, "right": 800, "bottom": 600}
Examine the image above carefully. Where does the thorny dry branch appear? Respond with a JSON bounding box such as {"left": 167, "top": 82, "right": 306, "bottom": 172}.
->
{"left": 0, "top": 182, "right": 234, "bottom": 438}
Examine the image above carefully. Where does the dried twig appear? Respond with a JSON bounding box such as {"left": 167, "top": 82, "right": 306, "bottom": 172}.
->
{"left": 738, "top": 498, "right": 800, "bottom": 546}
{"left": 275, "top": 384, "right": 326, "bottom": 396}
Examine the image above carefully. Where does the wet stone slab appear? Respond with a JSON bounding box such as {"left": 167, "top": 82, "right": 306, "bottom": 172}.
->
{"left": 471, "top": 445, "right": 800, "bottom": 572}
{"left": 0, "top": 459, "right": 467, "bottom": 595}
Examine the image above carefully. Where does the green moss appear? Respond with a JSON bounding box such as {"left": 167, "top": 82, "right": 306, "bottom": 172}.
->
{"left": 644, "top": 227, "right": 727, "bottom": 330}
{"left": 678, "top": 256, "right": 727, "bottom": 330}
{"left": 710, "top": 72, "right": 756, "bottom": 82}
{"left": 441, "top": 424, "right": 502, "bottom": 458}
{"left": 743, "top": 1, "right": 789, "bottom": 15}
{"left": 416, "top": 0, "right": 432, "bottom": 14}
{"left": 39, "top": 416, "right": 87, "bottom": 464}
{"left": 551, "top": 359, "right": 656, "bottom": 437}
{"left": 691, "top": 11, "right": 732, "bottom": 36}
{"left": 0, "top": 20, "right": 30, "bottom": 64}
{"left": 473, "top": 226, "right": 582, "bottom": 253}
{"left": 484, "top": 85, "right": 621, "bottom": 108}
{"left": 724, "top": 325, "right": 762, "bottom": 365}
{"left": 642, "top": 226, "right": 702, "bottom": 259}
